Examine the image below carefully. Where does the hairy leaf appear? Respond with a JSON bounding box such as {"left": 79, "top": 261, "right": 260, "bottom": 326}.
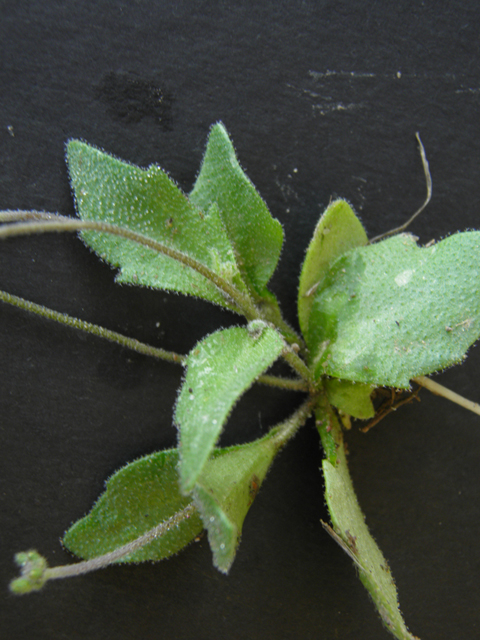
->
{"left": 193, "top": 433, "right": 279, "bottom": 573}
{"left": 176, "top": 324, "right": 284, "bottom": 493}
{"left": 63, "top": 449, "right": 203, "bottom": 562}
{"left": 308, "top": 232, "right": 480, "bottom": 387}
{"left": 316, "top": 399, "right": 417, "bottom": 640}
{"left": 67, "top": 140, "right": 247, "bottom": 308}
{"left": 190, "top": 123, "right": 283, "bottom": 297}
{"left": 298, "top": 199, "right": 368, "bottom": 337}
{"left": 324, "top": 378, "right": 375, "bottom": 419}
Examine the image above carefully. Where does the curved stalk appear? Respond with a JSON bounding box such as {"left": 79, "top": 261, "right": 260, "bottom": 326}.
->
{"left": 1, "top": 213, "right": 316, "bottom": 388}
{"left": 273, "top": 315, "right": 306, "bottom": 352}
{"left": 10, "top": 504, "right": 197, "bottom": 593}
{"left": 48, "top": 503, "right": 197, "bottom": 580}
{"left": 0, "top": 212, "right": 259, "bottom": 320}
{"left": 369, "top": 132, "right": 432, "bottom": 244}
{"left": 0, "top": 289, "right": 308, "bottom": 391}
{"left": 0, "top": 289, "right": 185, "bottom": 364}
{"left": 10, "top": 398, "right": 316, "bottom": 595}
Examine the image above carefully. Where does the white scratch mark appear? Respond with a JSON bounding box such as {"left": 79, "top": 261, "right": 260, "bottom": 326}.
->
{"left": 312, "top": 102, "right": 364, "bottom": 116}
{"left": 309, "top": 70, "right": 376, "bottom": 79}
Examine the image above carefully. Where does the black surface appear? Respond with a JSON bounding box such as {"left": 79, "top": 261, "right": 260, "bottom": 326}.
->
{"left": 1, "top": 2, "right": 480, "bottom": 639}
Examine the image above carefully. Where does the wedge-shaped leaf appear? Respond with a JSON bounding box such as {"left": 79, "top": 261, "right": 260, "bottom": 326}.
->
{"left": 63, "top": 449, "right": 203, "bottom": 562}
{"left": 67, "top": 140, "right": 247, "bottom": 309}
{"left": 308, "top": 232, "right": 480, "bottom": 387}
{"left": 325, "top": 378, "right": 375, "bottom": 420}
{"left": 193, "top": 433, "right": 279, "bottom": 573}
{"left": 190, "top": 123, "right": 284, "bottom": 297}
{"left": 298, "top": 199, "right": 368, "bottom": 337}
{"left": 176, "top": 324, "right": 284, "bottom": 493}
{"left": 316, "top": 399, "right": 417, "bottom": 640}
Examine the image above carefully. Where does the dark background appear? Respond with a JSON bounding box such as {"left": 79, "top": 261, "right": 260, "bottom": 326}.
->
{"left": 1, "top": 2, "right": 480, "bottom": 639}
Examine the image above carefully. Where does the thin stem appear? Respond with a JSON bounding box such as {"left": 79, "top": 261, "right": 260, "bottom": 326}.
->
{"left": 3, "top": 211, "right": 307, "bottom": 348}
{"left": 281, "top": 346, "right": 315, "bottom": 390}
{"left": 0, "top": 289, "right": 185, "bottom": 364}
{"left": 257, "top": 373, "right": 308, "bottom": 392}
{"left": 1, "top": 289, "right": 309, "bottom": 391}
{"left": 0, "top": 212, "right": 259, "bottom": 320}
{"left": 45, "top": 503, "right": 197, "bottom": 581}
{"left": 276, "top": 318, "right": 306, "bottom": 352}
{"left": 369, "top": 132, "right": 432, "bottom": 244}
{"left": 271, "top": 314, "right": 305, "bottom": 351}
{"left": 1, "top": 212, "right": 315, "bottom": 386}
{"left": 1, "top": 212, "right": 316, "bottom": 387}
{"left": 12, "top": 398, "right": 315, "bottom": 590}
{"left": 12, "top": 400, "right": 315, "bottom": 590}
{"left": 0, "top": 210, "right": 72, "bottom": 223}
{"left": 270, "top": 395, "right": 317, "bottom": 449}
{"left": 253, "top": 295, "right": 305, "bottom": 350}
{"left": 414, "top": 375, "right": 480, "bottom": 417}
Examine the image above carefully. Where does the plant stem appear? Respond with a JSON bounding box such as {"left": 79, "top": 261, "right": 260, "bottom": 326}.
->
{"left": 0, "top": 210, "right": 69, "bottom": 223}
{"left": 413, "top": 375, "right": 480, "bottom": 417}
{"left": 1, "top": 211, "right": 315, "bottom": 388}
{"left": 257, "top": 373, "right": 308, "bottom": 392}
{"left": 275, "top": 316, "right": 306, "bottom": 352}
{"left": 14, "top": 396, "right": 315, "bottom": 589}
{"left": 251, "top": 294, "right": 305, "bottom": 350}
{"left": 0, "top": 212, "right": 260, "bottom": 320}
{"left": 281, "top": 346, "right": 315, "bottom": 390}
{"left": 3, "top": 211, "right": 307, "bottom": 348}
{"left": 0, "top": 289, "right": 185, "bottom": 364}
{"left": 0, "top": 289, "right": 307, "bottom": 392}
{"left": 45, "top": 503, "right": 197, "bottom": 581}
{"left": 270, "top": 395, "right": 317, "bottom": 449}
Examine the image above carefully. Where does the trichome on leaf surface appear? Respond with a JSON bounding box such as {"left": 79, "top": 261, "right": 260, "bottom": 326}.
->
{"left": 2, "top": 123, "right": 480, "bottom": 640}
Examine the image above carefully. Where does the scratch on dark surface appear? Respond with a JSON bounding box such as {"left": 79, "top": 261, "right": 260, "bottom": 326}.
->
{"left": 288, "top": 69, "right": 480, "bottom": 118}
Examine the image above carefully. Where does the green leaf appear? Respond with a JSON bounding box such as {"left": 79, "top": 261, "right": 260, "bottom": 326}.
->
{"left": 175, "top": 324, "right": 285, "bottom": 493}
{"left": 308, "top": 232, "right": 480, "bottom": 387}
{"left": 62, "top": 437, "right": 279, "bottom": 574}
{"left": 193, "top": 433, "right": 279, "bottom": 573}
{"left": 298, "top": 199, "right": 368, "bottom": 337}
{"left": 316, "top": 398, "right": 417, "bottom": 640}
{"left": 67, "top": 140, "right": 247, "bottom": 309}
{"left": 189, "top": 123, "right": 284, "bottom": 297}
{"left": 324, "top": 378, "right": 375, "bottom": 420}
{"left": 63, "top": 449, "right": 203, "bottom": 562}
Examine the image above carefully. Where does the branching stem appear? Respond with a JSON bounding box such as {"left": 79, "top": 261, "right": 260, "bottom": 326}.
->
{"left": 0, "top": 288, "right": 307, "bottom": 391}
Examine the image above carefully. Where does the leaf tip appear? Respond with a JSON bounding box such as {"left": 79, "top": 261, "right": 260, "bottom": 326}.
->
{"left": 65, "top": 138, "right": 84, "bottom": 160}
